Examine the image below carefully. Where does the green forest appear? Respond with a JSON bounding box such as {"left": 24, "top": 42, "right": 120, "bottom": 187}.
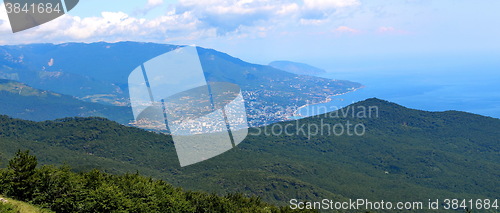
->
{"left": 0, "top": 98, "right": 498, "bottom": 212}
{"left": 0, "top": 150, "right": 312, "bottom": 213}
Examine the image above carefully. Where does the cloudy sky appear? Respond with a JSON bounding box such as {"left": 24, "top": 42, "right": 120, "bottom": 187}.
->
{"left": 1, "top": 0, "right": 499, "bottom": 66}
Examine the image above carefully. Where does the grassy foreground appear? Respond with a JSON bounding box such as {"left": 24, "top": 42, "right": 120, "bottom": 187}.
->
{"left": 0, "top": 195, "right": 53, "bottom": 213}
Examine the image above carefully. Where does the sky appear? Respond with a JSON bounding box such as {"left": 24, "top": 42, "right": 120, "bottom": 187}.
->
{"left": 0, "top": 0, "right": 499, "bottom": 66}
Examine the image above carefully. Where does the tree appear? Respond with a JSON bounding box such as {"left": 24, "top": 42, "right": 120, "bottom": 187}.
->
{"left": 8, "top": 150, "right": 38, "bottom": 200}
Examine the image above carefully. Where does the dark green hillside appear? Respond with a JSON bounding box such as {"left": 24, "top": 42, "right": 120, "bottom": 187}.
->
{"left": 0, "top": 98, "right": 498, "bottom": 209}
{"left": 0, "top": 79, "right": 132, "bottom": 123}
{"left": 0, "top": 150, "right": 309, "bottom": 213}
{"left": 0, "top": 115, "right": 347, "bottom": 204}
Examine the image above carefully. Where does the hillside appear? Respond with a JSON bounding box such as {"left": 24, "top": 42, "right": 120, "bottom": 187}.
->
{"left": 0, "top": 79, "right": 132, "bottom": 124}
{"left": 0, "top": 98, "right": 498, "bottom": 208}
{"left": 0, "top": 151, "right": 308, "bottom": 213}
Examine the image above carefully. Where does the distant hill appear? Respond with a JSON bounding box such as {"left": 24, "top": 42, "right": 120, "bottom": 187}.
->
{"left": 0, "top": 79, "right": 132, "bottom": 124}
{"left": 0, "top": 42, "right": 362, "bottom": 126}
{"left": 0, "top": 42, "right": 177, "bottom": 106}
{"left": 269, "top": 61, "right": 326, "bottom": 75}
{"left": 0, "top": 98, "right": 498, "bottom": 206}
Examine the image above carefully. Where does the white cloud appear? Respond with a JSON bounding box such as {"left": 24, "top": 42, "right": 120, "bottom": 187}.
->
{"left": 0, "top": 0, "right": 365, "bottom": 44}
{"left": 277, "top": 3, "right": 300, "bottom": 15}
{"left": 303, "top": 0, "right": 360, "bottom": 10}
{"left": 147, "top": 0, "right": 164, "bottom": 7}
{"left": 173, "top": 0, "right": 361, "bottom": 35}
{"left": 175, "top": 0, "right": 283, "bottom": 34}
{"left": 0, "top": 3, "right": 11, "bottom": 34}
{"left": 134, "top": 0, "right": 164, "bottom": 16}
{"left": 334, "top": 26, "right": 359, "bottom": 34}
{"left": 300, "top": 18, "right": 328, "bottom": 25}
{"left": 377, "top": 26, "right": 409, "bottom": 35}
{"left": 0, "top": 10, "right": 203, "bottom": 44}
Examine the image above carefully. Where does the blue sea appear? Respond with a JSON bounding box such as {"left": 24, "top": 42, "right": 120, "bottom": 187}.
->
{"left": 299, "top": 54, "right": 500, "bottom": 119}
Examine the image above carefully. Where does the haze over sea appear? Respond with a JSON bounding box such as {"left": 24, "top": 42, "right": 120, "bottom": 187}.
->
{"left": 300, "top": 53, "right": 500, "bottom": 119}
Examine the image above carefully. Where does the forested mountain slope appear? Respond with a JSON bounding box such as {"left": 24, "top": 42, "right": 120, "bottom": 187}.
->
{"left": 0, "top": 98, "right": 498, "bottom": 206}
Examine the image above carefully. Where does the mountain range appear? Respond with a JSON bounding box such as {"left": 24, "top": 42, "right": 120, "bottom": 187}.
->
{"left": 0, "top": 98, "right": 497, "bottom": 208}
{"left": 0, "top": 42, "right": 362, "bottom": 126}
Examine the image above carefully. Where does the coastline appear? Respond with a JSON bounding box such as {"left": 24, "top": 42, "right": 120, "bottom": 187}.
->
{"left": 292, "top": 86, "right": 365, "bottom": 118}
